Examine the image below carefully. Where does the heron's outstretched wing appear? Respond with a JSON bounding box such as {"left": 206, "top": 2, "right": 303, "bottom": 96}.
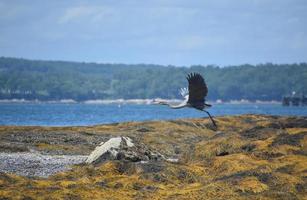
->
{"left": 186, "top": 73, "right": 208, "bottom": 103}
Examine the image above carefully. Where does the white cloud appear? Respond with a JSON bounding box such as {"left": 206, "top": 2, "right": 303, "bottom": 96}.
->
{"left": 147, "top": 6, "right": 198, "bottom": 19}
{"left": 0, "top": 1, "right": 28, "bottom": 20}
{"left": 58, "top": 5, "right": 116, "bottom": 24}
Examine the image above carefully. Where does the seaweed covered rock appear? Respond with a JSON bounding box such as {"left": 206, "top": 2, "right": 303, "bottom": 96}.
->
{"left": 1, "top": 115, "right": 307, "bottom": 200}
{"left": 85, "top": 137, "right": 166, "bottom": 164}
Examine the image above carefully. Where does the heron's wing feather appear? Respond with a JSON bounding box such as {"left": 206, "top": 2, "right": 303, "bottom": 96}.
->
{"left": 186, "top": 73, "right": 208, "bottom": 103}
{"left": 179, "top": 87, "right": 189, "bottom": 100}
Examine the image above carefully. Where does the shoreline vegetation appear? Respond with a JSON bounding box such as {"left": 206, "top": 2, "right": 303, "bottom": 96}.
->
{"left": 0, "top": 114, "right": 306, "bottom": 199}
{"left": 0, "top": 98, "right": 281, "bottom": 104}
{"left": 1, "top": 57, "right": 306, "bottom": 102}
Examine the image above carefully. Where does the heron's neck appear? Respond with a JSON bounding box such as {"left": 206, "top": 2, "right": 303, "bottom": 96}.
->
{"left": 169, "top": 104, "right": 187, "bottom": 109}
{"left": 158, "top": 101, "right": 187, "bottom": 109}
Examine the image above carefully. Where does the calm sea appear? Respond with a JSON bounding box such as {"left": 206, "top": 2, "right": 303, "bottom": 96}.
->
{"left": 0, "top": 103, "right": 306, "bottom": 126}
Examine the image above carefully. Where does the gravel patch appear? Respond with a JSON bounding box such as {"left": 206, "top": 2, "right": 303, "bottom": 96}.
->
{"left": 0, "top": 152, "right": 87, "bottom": 177}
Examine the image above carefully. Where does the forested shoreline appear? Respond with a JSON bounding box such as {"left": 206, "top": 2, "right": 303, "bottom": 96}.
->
{"left": 0, "top": 57, "right": 306, "bottom": 101}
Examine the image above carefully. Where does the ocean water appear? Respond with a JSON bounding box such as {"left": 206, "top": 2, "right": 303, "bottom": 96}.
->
{"left": 0, "top": 103, "right": 306, "bottom": 126}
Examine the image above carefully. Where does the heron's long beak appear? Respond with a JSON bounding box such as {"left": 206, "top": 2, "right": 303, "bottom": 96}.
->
{"left": 152, "top": 99, "right": 167, "bottom": 105}
{"left": 152, "top": 99, "right": 161, "bottom": 105}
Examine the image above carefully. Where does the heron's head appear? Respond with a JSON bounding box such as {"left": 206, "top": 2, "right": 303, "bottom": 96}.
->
{"left": 152, "top": 99, "right": 168, "bottom": 105}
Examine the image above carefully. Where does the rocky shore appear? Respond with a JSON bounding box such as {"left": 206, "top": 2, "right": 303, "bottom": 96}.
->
{"left": 0, "top": 114, "right": 306, "bottom": 199}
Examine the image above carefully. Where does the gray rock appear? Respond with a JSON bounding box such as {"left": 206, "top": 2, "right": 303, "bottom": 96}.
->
{"left": 86, "top": 136, "right": 173, "bottom": 165}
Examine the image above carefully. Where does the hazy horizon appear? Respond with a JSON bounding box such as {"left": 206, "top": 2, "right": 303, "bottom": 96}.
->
{"left": 2, "top": 56, "right": 307, "bottom": 68}
{"left": 1, "top": 0, "right": 307, "bottom": 66}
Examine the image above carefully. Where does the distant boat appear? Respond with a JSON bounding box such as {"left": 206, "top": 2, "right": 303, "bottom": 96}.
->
{"left": 282, "top": 93, "right": 307, "bottom": 106}
{"left": 302, "top": 95, "right": 307, "bottom": 106}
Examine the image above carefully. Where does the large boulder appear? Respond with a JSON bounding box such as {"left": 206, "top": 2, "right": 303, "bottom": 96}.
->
{"left": 85, "top": 137, "right": 171, "bottom": 165}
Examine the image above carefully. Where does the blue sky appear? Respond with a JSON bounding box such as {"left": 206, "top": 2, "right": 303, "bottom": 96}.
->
{"left": 0, "top": 0, "right": 307, "bottom": 66}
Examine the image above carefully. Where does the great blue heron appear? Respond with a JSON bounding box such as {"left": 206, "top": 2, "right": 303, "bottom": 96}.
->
{"left": 154, "top": 73, "right": 217, "bottom": 127}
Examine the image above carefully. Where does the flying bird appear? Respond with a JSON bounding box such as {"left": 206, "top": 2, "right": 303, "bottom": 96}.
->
{"left": 154, "top": 73, "right": 217, "bottom": 127}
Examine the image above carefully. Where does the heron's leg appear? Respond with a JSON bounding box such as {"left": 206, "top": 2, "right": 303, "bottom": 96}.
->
{"left": 202, "top": 110, "right": 217, "bottom": 128}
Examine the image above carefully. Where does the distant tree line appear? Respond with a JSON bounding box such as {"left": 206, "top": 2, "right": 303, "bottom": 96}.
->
{"left": 0, "top": 57, "right": 306, "bottom": 101}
